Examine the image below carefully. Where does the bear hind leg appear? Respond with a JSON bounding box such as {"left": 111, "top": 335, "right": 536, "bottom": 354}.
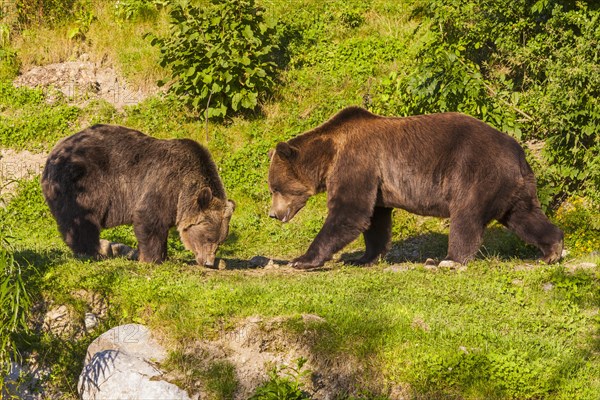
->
{"left": 446, "top": 213, "right": 487, "bottom": 264}
{"left": 500, "top": 205, "right": 563, "bottom": 263}
{"left": 348, "top": 207, "right": 393, "bottom": 266}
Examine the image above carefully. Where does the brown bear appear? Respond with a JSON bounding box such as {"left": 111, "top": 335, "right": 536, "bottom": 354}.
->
{"left": 268, "top": 106, "right": 563, "bottom": 269}
{"left": 42, "top": 124, "right": 235, "bottom": 266}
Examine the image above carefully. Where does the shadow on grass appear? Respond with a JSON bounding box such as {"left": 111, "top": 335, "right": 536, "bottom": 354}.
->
{"left": 13, "top": 248, "right": 69, "bottom": 270}
{"left": 341, "top": 226, "right": 542, "bottom": 265}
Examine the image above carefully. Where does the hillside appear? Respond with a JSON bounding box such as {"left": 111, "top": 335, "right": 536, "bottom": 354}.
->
{"left": 1, "top": 0, "right": 599, "bottom": 399}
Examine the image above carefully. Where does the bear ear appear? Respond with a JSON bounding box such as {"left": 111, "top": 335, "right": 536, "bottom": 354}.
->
{"left": 198, "top": 187, "right": 213, "bottom": 209}
{"left": 275, "top": 142, "right": 298, "bottom": 160}
{"left": 225, "top": 199, "right": 235, "bottom": 217}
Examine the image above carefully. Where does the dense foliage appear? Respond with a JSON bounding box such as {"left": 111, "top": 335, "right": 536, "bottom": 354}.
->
{"left": 372, "top": 0, "right": 600, "bottom": 208}
{"left": 0, "top": 223, "right": 33, "bottom": 393}
{"left": 149, "top": 0, "right": 279, "bottom": 118}
{"left": 114, "top": 0, "right": 167, "bottom": 21}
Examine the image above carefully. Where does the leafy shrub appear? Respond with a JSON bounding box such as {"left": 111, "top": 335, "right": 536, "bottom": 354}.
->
{"left": 67, "top": 1, "right": 96, "bottom": 41}
{"left": 0, "top": 47, "right": 20, "bottom": 81}
{"left": 372, "top": 0, "right": 600, "bottom": 208}
{"left": 555, "top": 197, "right": 600, "bottom": 255}
{"left": 249, "top": 358, "right": 310, "bottom": 400}
{"left": 0, "top": 221, "right": 33, "bottom": 394}
{"left": 148, "top": 0, "right": 280, "bottom": 119}
{"left": 114, "top": 0, "right": 167, "bottom": 21}
{"left": 13, "top": 0, "right": 78, "bottom": 28}
{"left": 413, "top": 348, "right": 556, "bottom": 398}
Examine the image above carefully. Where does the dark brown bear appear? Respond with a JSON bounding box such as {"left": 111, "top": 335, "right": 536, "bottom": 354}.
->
{"left": 42, "top": 125, "right": 234, "bottom": 266}
{"left": 268, "top": 106, "right": 563, "bottom": 269}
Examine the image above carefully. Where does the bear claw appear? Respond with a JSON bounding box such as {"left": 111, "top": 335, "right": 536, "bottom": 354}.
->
{"left": 289, "top": 257, "right": 323, "bottom": 270}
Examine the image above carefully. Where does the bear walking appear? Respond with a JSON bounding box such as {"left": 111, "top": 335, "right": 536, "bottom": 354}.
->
{"left": 42, "top": 125, "right": 234, "bottom": 266}
{"left": 268, "top": 106, "right": 563, "bottom": 269}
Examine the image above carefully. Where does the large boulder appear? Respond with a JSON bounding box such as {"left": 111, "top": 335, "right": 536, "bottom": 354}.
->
{"left": 78, "top": 324, "right": 191, "bottom": 400}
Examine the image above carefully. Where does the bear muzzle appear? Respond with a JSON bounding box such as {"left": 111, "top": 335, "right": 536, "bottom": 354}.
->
{"left": 269, "top": 207, "right": 291, "bottom": 223}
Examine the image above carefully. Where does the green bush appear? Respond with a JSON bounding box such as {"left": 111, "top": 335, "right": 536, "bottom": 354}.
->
{"left": 372, "top": 0, "right": 600, "bottom": 208}
{"left": 0, "top": 225, "right": 33, "bottom": 394}
{"left": 148, "top": 0, "right": 279, "bottom": 119}
{"left": 555, "top": 197, "right": 600, "bottom": 255}
{"left": 249, "top": 358, "right": 310, "bottom": 400}
{"left": 13, "top": 0, "right": 78, "bottom": 28}
{"left": 114, "top": 0, "right": 167, "bottom": 21}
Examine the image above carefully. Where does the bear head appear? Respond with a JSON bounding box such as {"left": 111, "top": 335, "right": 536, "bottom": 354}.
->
{"left": 267, "top": 142, "right": 313, "bottom": 222}
{"left": 177, "top": 186, "right": 235, "bottom": 267}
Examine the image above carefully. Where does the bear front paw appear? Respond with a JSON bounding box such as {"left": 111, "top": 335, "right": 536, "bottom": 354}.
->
{"left": 289, "top": 256, "right": 323, "bottom": 270}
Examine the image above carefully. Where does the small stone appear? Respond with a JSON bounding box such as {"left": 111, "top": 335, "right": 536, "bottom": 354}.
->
{"left": 438, "top": 260, "right": 461, "bottom": 269}
{"left": 218, "top": 259, "right": 227, "bottom": 270}
{"left": 411, "top": 317, "right": 430, "bottom": 332}
{"left": 577, "top": 262, "right": 597, "bottom": 269}
{"left": 542, "top": 282, "right": 554, "bottom": 291}
{"left": 424, "top": 258, "right": 438, "bottom": 270}
{"left": 302, "top": 314, "right": 327, "bottom": 324}
{"left": 384, "top": 264, "right": 410, "bottom": 273}
{"left": 263, "top": 259, "right": 277, "bottom": 270}
{"left": 84, "top": 312, "right": 98, "bottom": 331}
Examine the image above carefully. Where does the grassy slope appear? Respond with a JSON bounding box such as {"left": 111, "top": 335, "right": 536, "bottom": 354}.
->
{"left": 1, "top": 0, "right": 599, "bottom": 398}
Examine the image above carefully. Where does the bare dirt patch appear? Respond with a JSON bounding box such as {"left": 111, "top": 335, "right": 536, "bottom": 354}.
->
{"left": 0, "top": 148, "right": 46, "bottom": 201}
{"left": 165, "top": 315, "right": 396, "bottom": 399}
{"left": 14, "top": 55, "right": 158, "bottom": 109}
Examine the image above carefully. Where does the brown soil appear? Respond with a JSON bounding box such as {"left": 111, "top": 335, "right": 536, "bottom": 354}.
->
{"left": 14, "top": 55, "right": 158, "bottom": 109}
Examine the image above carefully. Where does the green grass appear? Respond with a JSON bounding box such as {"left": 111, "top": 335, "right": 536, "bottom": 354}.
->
{"left": 1, "top": 176, "right": 599, "bottom": 399}
{"left": 1, "top": 0, "right": 599, "bottom": 398}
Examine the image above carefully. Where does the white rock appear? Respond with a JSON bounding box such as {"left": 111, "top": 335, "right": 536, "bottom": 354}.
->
{"left": 78, "top": 324, "right": 191, "bottom": 400}
{"left": 438, "top": 260, "right": 461, "bottom": 269}
{"left": 84, "top": 324, "right": 167, "bottom": 364}
{"left": 78, "top": 350, "right": 190, "bottom": 400}
{"left": 84, "top": 312, "right": 99, "bottom": 331}
{"left": 384, "top": 264, "right": 411, "bottom": 273}
{"left": 577, "top": 262, "right": 597, "bottom": 269}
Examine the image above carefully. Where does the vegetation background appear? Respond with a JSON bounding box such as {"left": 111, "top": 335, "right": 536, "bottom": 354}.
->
{"left": 0, "top": 0, "right": 598, "bottom": 398}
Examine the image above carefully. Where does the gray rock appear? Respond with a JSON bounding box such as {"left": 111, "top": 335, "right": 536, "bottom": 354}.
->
{"left": 384, "top": 264, "right": 411, "bottom": 273}
{"left": 576, "top": 262, "right": 597, "bottom": 269}
{"left": 78, "top": 350, "right": 190, "bottom": 400}
{"left": 84, "top": 313, "right": 99, "bottom": 331}
{"left": 438, "top": 260, "right": 461, "bottom": 269}
{"left": 84, "top": 324, "right": 167, "bottom": 364}
{"left": 78, "top": 324, "right": 191, "bottom": 400}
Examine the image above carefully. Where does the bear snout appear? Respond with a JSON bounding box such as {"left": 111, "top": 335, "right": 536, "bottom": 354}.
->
{"left": 269, "top": 207, "right": 289, "bottom": 222}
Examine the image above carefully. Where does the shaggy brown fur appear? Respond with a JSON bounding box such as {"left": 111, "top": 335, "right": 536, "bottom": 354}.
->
{"left": 268, "top": 107, "right": 563, "bottom": 269}
{"left": 42, "top": 125, "right": 234, "bottom": 266}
